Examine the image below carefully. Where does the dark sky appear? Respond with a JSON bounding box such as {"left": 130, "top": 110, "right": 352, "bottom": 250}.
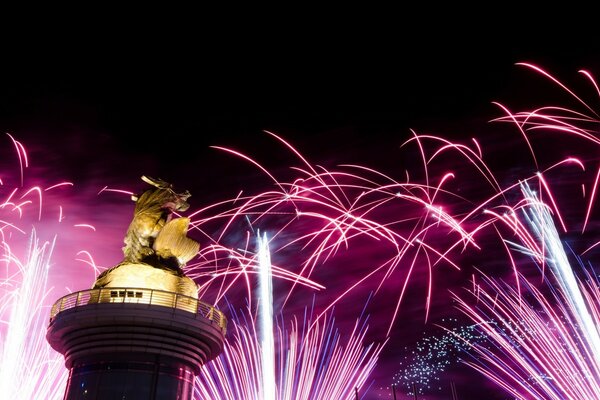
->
{"left": 4, "top": 36, "right": 598, "bottom": 175}
{"left": 3, "top": 30, "right": 600, "bottom": 399}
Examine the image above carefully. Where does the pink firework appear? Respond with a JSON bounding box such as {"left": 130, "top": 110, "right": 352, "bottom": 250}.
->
{"left": 194, "top": 305, "right": 385, "bottom": 400}
{"left": 183, "top": 64, "right": 599, "bottom": 337}
{"left": 443, "top": 65, "right": 600, "bottom": 399}
{"left": 0, "top": 134, "right": 117, "bottom": 399}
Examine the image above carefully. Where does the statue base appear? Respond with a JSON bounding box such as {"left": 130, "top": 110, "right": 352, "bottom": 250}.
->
{"left": 92, "top": 262, "right": 198, "bottom": 298}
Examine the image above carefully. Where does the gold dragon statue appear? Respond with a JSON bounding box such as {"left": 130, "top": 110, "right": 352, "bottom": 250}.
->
{"left": 92, "top": 176, "right": 200, "bottom": 298}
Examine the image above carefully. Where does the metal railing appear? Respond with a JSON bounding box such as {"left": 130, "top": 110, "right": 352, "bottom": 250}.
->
{"left": 49, "top": 287, "right": 227, "bottom": 334}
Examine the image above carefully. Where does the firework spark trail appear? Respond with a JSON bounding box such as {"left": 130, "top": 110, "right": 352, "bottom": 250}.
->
{"left": 194, "top": 304, "right": 385, "bottom": 400}
{"left": 0, "top": 134, "right": 118, "bottom": 400}
{"left": 191, "top": 242, "right": 325, "bottom": 308}
{"left": 492, "top": 63, "right": 600, "bottom": 231}
{"left": 0, "top": 232, "right": 66, "bottom": 400}
{"left": 184, "top": 63, "right": 600, "bottom": 336}
{"left": 521, "top": 182, "right": 600, "bottom": 365}
{"left": 447, "top": 183, "right": 600, "bottom": 399}
{"left": 184, "top": 146, "right": 485, "bottom": 334}
{"left": 452, "top": 273, "right": 600, "bottom": 399}
{"left": 0, "top": 137, "right": 70, "bottom": 399}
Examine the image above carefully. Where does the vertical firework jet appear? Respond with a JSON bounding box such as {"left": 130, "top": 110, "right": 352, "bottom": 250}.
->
{"left": 449, "top": 183, "right": 600, "bottom": 399}
{"left": 258, "top": 231, "right": 276, "bottom": 400}
{"left": 0, "top": 233, "right": 66, "bottom": 400}
{"left": 0, "top": 134, "right": 104, "bottom": 400}
{"left": 520, "top": 182, "right": 600, "bottom": 362}
{"left": 192, "top": 231, "right": 384, "bottom": 399}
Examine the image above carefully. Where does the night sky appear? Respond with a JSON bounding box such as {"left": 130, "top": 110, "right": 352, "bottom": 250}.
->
{"left": 2, "top": 31, "right": 600, "bottom": 399}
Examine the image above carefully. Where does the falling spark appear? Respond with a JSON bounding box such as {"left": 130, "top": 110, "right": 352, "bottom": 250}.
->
{"left": 391, "top": 319, "right": 488, "bottom": 397}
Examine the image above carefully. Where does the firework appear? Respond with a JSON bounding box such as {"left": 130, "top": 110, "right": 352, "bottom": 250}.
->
{"left": 390, "top": 319, "right": 488, "bottom": 397}
{"left": 258, "top": 231, "right": 276, "bottom": 400}
{"left": 0, "top": 134, "right": 108, "bottom": 399}
{"left": 194, "top": 302, "right": 385, "bottom": 400}
{"left": 447, "top": 183, "right": 600, "bottom": 399}
{"left": 451, "top": 272, "right": 600, "bottom": 398}
{"left": 182, "top": 65, "right": 599, "bottom": 340}
{"left": 0, "top": 134, "right": 386, "bottom": 399}
{"left": 185, "top": 131, "right": 480, "bottom": 336}
{"left": 0, "top": 232, "right": 66, "bottom": 399}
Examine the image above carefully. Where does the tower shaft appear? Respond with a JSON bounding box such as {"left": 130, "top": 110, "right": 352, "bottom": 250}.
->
{"left": 47, "top": 287, "right": 226, "bottom": 400}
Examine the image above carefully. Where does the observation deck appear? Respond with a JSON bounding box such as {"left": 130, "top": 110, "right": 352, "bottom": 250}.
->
{"left": 47, "top": 287, "right": 227, "bottom": 400}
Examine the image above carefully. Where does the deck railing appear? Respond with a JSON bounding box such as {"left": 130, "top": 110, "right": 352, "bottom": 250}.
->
{"left": 49, "top": 287, "right": 227, "bottom": 334}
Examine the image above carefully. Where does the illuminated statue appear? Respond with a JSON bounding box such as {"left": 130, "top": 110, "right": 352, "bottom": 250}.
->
{"left": 122, "top": 175, "right": 199, "bottom": 268}
{"left": 92, "top": 176, "right": 200, "bottom": 297}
